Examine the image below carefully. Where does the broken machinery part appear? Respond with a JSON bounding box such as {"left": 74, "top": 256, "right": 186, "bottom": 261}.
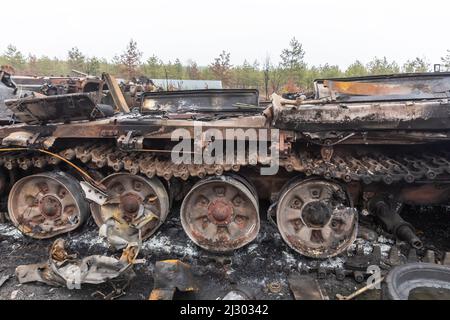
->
{"left": 222, "top": 288, "right": 254, "bottom": 300}
{"left": 90, "top": 173, "right": 170, "bottom": 245}
{"left": 368, "top": 195, "right": 423, "bottom": 249}
{"left": 149, "top": 260, "right": 198, "bottom": 300}
{"left": 276, "top": 178, "right": 358, "bottom": 258}
{"left": 15, "top": 238, "right": 140, "bottom": 290}
{"left": 288, "top": 273, "right": 328, "bottom": 300}
{"left": 4, "top": 93, "right": 114, "bottom": 125}
{"left": 336, "top": 276, "right": 385, "bottom": 300}
{"left": 102, "top": 73, "right": 130, "bottom": 113}
{"left": 384, "top": 263, "right": 450, "bottom": 300}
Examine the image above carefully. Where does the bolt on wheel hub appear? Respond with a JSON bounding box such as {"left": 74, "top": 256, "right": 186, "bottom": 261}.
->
{"left": 301, "top": 201, "right": 332, "bottom": 228}
{"left": 208, "top": 199, "right": 234, "bottom": 225}
{"left": 120, "top": 193, "right": 141, "bottom": 214}
{"left": 39, "top": 195, "right": 62, "bottom": 219}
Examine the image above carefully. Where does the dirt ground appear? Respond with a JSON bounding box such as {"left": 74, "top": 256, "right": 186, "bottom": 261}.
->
{"left": 0, "top": 203, "right": 449, "bottom": 300}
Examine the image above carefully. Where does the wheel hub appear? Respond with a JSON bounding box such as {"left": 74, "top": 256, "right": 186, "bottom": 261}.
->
{"left": 120, "top": 194, "right": 141, "bottom": 215}
{"left": 302, "top": 201, "right": 332, "bottom": 228}
{"left": 39, "top": 195, "right": 62, "bottom": 219}
{"left": 208, "top": 199, "right": 233, "bottom": 225}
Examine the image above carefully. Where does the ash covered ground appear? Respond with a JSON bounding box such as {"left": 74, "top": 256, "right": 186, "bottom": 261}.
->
{"left": 0, "top": 204, "right": 449, "bottom": 300}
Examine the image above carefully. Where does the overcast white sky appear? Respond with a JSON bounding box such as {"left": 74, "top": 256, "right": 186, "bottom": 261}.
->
{"left": 1, "top": 0, "right": 449, "bottom": 69}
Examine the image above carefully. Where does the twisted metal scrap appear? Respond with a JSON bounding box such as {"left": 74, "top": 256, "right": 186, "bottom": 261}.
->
{"left": 15, "top": 238, "right": 140, "bottom": 290}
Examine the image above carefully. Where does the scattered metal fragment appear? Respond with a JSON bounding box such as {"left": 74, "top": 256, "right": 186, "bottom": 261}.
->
{"left": 317, "top": 267, "right": 327, "bottom": 279}
{"left": 443, "top": 252, "right": 450, "bottom": 266}
{"left": 288, "top": 273, "right": 328, "bottom": 300}
{"left": 267, "top": 281, "right": 282, "bottom": 294}
{"left": 345, "top": 245, "right": 381, "bottom": 271}
{"left": 99, "top": 218, "right": 142, "bottom": 251}
{"left": 15, "top": 238, "right": 139, "bottom": 290}
{"left": 149, "top": 260, "right": 198, "bottom": 300}
{"left": 423, "top": 250, "right": 436, "bottom": 264}
{"left": 353, "top": 271, "right": 365, "bottom": 283}
{"left": 334, "top": 268, "right": 346, "bottom": 281}
{"left": 336, "top": 276, "right": 385, "bottom": 300}
{"left": 222, "top": 288, "right": 254, "bottom": 300}
{"left": 388, "top": 245, "right": 406, "bottom": 267}
{"left": 0, "top": 274, "right": 10, "bottom": 288}
{"left": 10, "top": 289, "right": 20, "bottom": 300}
{"left": 407, "top": 248, "right": 418, "bottom": 263}
{"left": 92, "top": 277, "right": 132, "bottom": 300}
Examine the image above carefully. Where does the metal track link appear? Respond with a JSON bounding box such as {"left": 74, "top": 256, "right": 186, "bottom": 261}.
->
{"left": 1, "top": 144, "right": 449, "bottom": 184}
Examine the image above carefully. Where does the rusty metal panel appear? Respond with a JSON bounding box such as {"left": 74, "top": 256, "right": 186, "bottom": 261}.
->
{"left": 315, "top": 72, "right": 450, "bottom": 102}
{"left": 4, "top": 93, "right": 106, "bottom": 125}
{"left": 102, "top": 73, "right": 130, "bottom": 113}
{"left": 272, "top": 94, "right": 450, "bottom": 131}
{"left": 141, "top": 89, "right": 261, "bottom": 114}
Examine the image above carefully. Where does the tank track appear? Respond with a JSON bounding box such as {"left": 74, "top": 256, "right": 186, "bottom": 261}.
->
{"left": 0, "top": 144, "right": 449, "bottom": 184}
{"left": 300, "top": 151, "right": 450, "bottom": 184}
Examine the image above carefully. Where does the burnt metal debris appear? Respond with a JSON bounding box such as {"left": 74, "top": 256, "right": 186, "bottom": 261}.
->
{"left": 0, "top": 71, "right": 449, "bottom": 299}
{"left": 15, "top": 238, "right": 139, "bottom": 289}
{"left": 149, "top": 260, "right": 198, "bottom": 300}
{"left": 288, "top": 273, "right": 328, "bottom": 300}
{"left": 0, "top": 68, "right": 16, "bottom": 124}
{"left": 384, "top": 263, "right": 450, "bottom": 300}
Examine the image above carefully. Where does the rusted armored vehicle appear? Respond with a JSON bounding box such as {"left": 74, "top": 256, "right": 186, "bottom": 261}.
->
{"left": 0, "top": 72, "right": 449, "bottom": 258}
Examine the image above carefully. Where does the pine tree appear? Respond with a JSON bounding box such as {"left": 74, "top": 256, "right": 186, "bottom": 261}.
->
{"left": 367, "top": 57, "right": 400, "bottom": 75}
{"left": 441, "top": 50, "right": 450, "bottom": 70}
{"left": 279, "top": 37, "right": 306, "bottom": 87}
{"left": 85, "top": 57, "right": 101, "bottom": 75}
{"left": 345, "top": 60, "right": 368, "bottom": 77}
{"left": 403, "top": 57, "right": 429, "bottom": 73}
{"left": 210, "top": 50, "right": 232, "bottom": 87}
{"left": 280, "top": 37, "right": 305, "bottom": 70}
{"left": 4, "top": 45, "right": 26, "bottom": 71}
{"left": 67, "top": 47, "right": 85, "bottom": 72}
{"left": 186, "top": 60, "right": 200, "bottom": 80}
{"left": 119, "top": 39, "right": 143, "bottom": 79}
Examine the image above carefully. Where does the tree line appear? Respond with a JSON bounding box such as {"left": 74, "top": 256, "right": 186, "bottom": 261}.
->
{"left": 1, "top": 38, "right": 450, "bottom": 95}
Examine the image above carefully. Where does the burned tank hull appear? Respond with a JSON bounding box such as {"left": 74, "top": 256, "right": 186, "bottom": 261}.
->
{"left": 0, "top": 73, "right": 449, "bottom": 259}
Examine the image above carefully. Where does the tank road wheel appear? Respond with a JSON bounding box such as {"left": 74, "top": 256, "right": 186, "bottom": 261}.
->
{"left": 90, "top": 173, "right": 170, "bottom": 240}
{"left": 8, "top": 172, "right": 89, "bottom": 239}
{"left": 276, "top": 179, "right": 357, "bottom": 258}
{"left": 180, "top": 176, "right": 260, "bottom": 253}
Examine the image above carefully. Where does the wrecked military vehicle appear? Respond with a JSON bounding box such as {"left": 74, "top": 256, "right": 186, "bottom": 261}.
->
{"left": 0, "top": 72, "right": 448, "bottom": 260}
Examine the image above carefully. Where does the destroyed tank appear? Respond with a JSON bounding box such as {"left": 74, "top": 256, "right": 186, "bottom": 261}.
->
{"left": 0, "top": 72, "right": 449, "bottom": 259}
